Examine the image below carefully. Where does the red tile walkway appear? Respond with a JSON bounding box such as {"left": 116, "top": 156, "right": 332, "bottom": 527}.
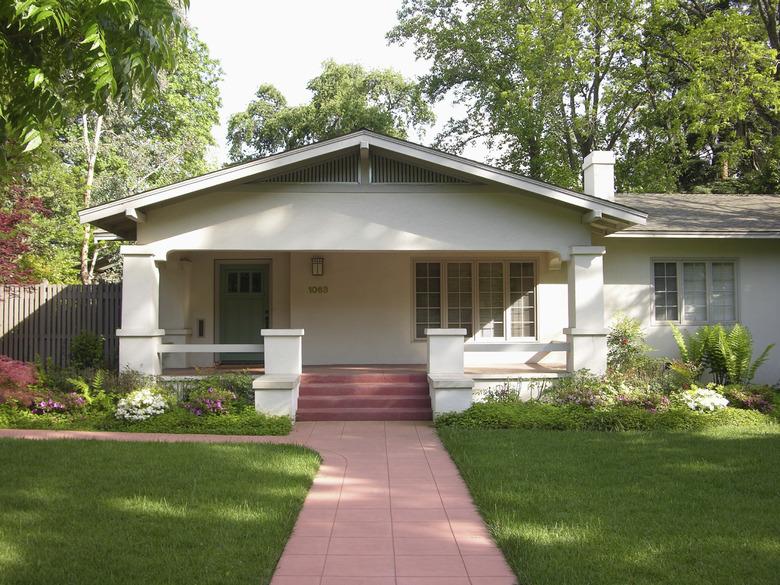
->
{"left": 1, "top": 422, "right": 517, "bottom": 585}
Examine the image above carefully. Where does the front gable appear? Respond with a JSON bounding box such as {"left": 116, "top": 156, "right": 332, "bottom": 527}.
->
{"left": 78, "top": 130, "right": 646, "bottom": 241}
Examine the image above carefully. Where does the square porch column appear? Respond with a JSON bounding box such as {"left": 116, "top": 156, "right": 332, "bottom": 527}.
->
{"left": 253, "top": 329, "right": 304, "bottom": 418}
{"left": 116, "top": 249, "right": 164, "bottom": 374}
{"left": 564, "top": 246, "right": 608, "bottom": 375}
{"left": 425, "top": 328, "right": 474, "bottom": 415}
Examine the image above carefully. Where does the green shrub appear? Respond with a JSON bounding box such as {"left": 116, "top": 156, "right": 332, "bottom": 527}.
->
{"left": 436, "top": 401, "right": 774, "bottom": 432}
{"left": 69, "top": 331, "right": 105, "bottom": 370}
{"left": 607, "top": 315, "right": 651, "bottom": 372}
{"left": 0, "top": 403, "right": 291, "bottom": 435}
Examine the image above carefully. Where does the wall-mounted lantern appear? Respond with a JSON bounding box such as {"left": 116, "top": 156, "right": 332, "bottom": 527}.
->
{"left": 311, "top": 256, "right": 324, "bottom": 276}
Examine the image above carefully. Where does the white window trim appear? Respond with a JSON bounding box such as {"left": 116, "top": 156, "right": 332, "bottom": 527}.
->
{"left": 650, "top": 258, "right": 739, "bottom": 326}
{"left": 411, "top": 257, "right": 539, "bottom": 342}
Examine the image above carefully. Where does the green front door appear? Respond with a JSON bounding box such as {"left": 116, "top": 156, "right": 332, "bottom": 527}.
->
{"left": 218, "top": 264, "right": 269, "bottom": 363}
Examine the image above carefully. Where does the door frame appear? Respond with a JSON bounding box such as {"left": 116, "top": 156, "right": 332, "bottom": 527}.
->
{"left": 213, "top": 258, "right": 273, "bottom": 365}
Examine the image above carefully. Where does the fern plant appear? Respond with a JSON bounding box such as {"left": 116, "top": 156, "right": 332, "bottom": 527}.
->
{"left": 708, "top": 324, "right": 774, "bottom": 386}
{"left": 670, "top": 323, "right": 773, "bottom": 386}
{"left": 669, "top": 324, "right": 711, "bottom": 383}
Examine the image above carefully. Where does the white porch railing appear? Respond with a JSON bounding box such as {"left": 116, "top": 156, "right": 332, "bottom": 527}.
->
{"left": 158, "top": 344, "right": 264, "bottom": 354}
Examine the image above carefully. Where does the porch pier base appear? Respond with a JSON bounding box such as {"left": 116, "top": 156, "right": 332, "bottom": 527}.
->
{"left": 253, "top": 329, "right": 304, "bottom": 419}
{"left": 117, "top": 249, "right": 163, "bottom": 374}
{"left": 565, "top": 246, "right": 608, "bottom": 375}
{"left": 425, "top": 328, "right": 474, "bottom": 415}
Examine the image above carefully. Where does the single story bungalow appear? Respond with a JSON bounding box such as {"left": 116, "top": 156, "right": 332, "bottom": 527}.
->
{"left": 79, "top": 130, "right": 780, "bottom": 419}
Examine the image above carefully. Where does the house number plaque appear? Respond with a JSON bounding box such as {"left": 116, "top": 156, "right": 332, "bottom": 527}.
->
{"left": 307, "top": 285, "right": 329, "bottom": 294}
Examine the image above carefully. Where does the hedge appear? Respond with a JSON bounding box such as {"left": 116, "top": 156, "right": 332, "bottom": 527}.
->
{"left": 435, "top": 401, "right": 774, "bottom": 432}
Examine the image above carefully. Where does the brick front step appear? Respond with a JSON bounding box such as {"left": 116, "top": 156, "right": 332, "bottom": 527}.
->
{"left": 301, "top": 373, "right": 428, "bottom": 384}
{"left": 298, "top": 395, "right": 432, "bottom": 409}
{"left": 296, "top": 407, "right": 433, "bottom": 421}
{"left": 299, "top": 382, "right": 429, "bottom": 396}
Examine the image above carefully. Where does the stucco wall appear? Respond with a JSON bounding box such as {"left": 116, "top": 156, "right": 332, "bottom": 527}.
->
{"left": 134, "top": 185, "right": 591, "bottom": 258}
{"left": 156, "top": 250, "right": 570, "bottom": 367}
{"left": 159, "top": 251, "right": 291, "bottom": 367}
{"left": 599, "top": 237, "right": 780, "bottom": 384}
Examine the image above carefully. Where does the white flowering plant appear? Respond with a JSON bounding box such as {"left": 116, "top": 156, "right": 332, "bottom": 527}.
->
{"left": 681, "top": 383, "right": 729, "bottom": 411}
{"left": 115, "top": 388, "right": 169, "bottom": 421}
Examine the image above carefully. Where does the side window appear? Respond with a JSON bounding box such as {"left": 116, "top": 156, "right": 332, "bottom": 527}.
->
{"left": 414, "top": 262, "right": 441, "bottom": 339}
{"left": 652, "top": 260, "right": 736, "bottom": 324}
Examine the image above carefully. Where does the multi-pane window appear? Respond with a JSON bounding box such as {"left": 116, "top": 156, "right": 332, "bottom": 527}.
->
{"left": 711, "top": 262, "right": 736, "bottom": 322}
{"left": 227, "top": 270, "right": 263, "bottom": 294}
{"left": 654, "top": 262, "right": 679, "bottom": 321}
{"left": 447, "top": 263, "right": 473, "bottom": 337}
{"left": 413, "top": 260, "right": 537, "bottom": 340}
{"left": 415, "top": 262, "right": 441, "bottom": 339}
{"left": 652, "top": 260, "right": 737, "bottom": 324}
{"left": 477, "top": 262, "right": 504, "bottom": 339}
{"left": 509, "top": 262, "right": 536, "bottom": 337}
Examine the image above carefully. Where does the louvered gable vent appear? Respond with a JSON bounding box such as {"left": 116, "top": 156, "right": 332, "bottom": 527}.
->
{"left": 370, "top": 152, "right": 469, "bottom": 184}
{"left": 258, "top": 152, "right": 359, "bottom": 183}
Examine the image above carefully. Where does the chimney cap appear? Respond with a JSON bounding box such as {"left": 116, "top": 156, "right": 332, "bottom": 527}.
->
{"left": 583, "top": 151, "right": 615, "bottom": 167}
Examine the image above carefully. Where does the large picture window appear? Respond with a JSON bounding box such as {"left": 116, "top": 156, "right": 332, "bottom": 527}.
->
{"left": 652, "top": 260, "right": 737, "bottom": 324}
{"left": 414, "top": 260, "right": 537, "bottom": 340}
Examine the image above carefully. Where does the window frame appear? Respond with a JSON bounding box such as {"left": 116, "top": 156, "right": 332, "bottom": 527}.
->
{"left": 650, "top": 258, "right": 739, "bottom": 326}
{"left": 412, "top": 257, "right": 539, "bottom": 342}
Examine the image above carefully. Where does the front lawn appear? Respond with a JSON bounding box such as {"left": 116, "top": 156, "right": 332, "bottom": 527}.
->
{"left": 440, "top": 426, "right": 780, "bottom": 585}
{"left": 0, "top": 439, "right": 319, "bottom": 585}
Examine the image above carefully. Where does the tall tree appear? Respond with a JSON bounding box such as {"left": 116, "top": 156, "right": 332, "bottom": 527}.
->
{"left": 227, "top": 60, "right": 434, "bottom": 163}
{"left": 12, "top": 31, "right": 222, "bottom": 284}
{"left": 0, "top": 0, "right": 189, "bottom": 156}
{"left": 389, "top": 0, "right": 650, "bottom": 188}
{"left": 390, "top": 0, "right": 780, "bottom": 193}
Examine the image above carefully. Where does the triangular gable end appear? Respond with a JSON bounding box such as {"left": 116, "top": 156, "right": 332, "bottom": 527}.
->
{"left": 252, "top": 149, "right": 473, "bottom": 184}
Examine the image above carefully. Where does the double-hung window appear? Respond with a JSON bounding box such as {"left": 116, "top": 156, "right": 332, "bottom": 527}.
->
{"left": 414, "top": 260, "right": 536, "bottom": 340}
{"left": 652, "top": 260, "right": 737, "bottom": 324}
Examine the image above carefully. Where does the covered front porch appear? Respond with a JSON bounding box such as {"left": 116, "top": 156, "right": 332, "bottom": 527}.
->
{"left": 119, "top": 245, "right": 609, "bottom": 418}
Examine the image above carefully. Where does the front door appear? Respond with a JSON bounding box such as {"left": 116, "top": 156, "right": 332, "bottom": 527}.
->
{"left": 218, "top": 264, "right": 269, "bottom": 363}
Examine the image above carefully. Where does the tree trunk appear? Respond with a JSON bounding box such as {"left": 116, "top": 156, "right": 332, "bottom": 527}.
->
{"left": 80, "top": 113, "right": 103, "bottom": 285}
{"left": 721, "top": 156, "right": 729, "bottom": 181}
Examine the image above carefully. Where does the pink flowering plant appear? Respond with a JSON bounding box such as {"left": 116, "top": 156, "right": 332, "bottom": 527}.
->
{"left": 184, "top": 387, "right": 237, "bottom": 416}
{"left": 30, "top": 392, "right": 86, "bottom": 415}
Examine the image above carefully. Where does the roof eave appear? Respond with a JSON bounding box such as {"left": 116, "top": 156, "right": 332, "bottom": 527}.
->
{"left": 78, "top": 129, "right": 648, "bottom": 227}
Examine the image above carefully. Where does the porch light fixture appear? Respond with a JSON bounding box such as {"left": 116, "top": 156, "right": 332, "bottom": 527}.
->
{"left": 311, "top": 256, "right": 324, "bottom": 276}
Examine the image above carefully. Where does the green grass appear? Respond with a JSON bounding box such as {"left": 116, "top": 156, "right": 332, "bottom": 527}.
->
{"left": 439, "top": 426, "right": 780, "bottom": 585}
{"left": 0, "top": 439, "right": 320, "bottom": 585}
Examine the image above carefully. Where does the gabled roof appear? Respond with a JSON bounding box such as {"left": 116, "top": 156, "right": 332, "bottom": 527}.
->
{"left": 613, "top": 193, "right": 780, "bottom": 238}
{"left": 78, "top": 129, "right": 647, "bottom": 239}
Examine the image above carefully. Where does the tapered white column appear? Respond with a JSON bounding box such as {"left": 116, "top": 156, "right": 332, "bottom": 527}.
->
{"left": 117, "top": 249, "right": 163, "bottom": 374}
{"left": 564, "top": 246, "right": 608, "bottom": 375}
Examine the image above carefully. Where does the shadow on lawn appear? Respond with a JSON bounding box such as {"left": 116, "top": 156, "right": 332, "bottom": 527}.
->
{"left": 0, "top": 440, "right": 320, "bottom": 585}
{"left": 441, "top": 428, "right": 780, "bottom": 585}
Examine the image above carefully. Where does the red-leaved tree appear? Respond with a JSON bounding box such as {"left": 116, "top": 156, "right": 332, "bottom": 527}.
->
{"left": 0, "top": 185, "right": 46, "bottom": 284}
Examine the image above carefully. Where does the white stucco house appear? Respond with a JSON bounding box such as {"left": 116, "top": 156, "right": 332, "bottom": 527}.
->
{"left": 79, "top": 130, "right": 780, "bottom": 419}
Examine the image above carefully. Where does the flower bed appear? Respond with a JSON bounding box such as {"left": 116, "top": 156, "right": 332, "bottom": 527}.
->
{"left": 0, "top": 358, "right": 291, "bottom": 436}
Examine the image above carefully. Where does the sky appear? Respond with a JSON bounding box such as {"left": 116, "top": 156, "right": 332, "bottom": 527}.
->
{"left": 186, "top": 0, "right": 480, "bottom": 165}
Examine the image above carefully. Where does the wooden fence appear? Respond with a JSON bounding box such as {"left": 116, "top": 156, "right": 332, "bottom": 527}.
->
{"left": 0, "top": 283, "right": 122, "bottom": 368}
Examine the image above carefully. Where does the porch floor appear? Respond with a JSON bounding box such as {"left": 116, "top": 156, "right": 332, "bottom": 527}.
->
{"left": 161, "top": 363, "right": 567, "bottom": 377}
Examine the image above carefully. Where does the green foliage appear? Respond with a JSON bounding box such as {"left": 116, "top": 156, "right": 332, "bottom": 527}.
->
{"left": 435, "top": 400, "right": 773, "bottom": 432}
{"left": 671, "top": 323, "right": 774, "bottom": 385}
{"left": 390, "top": 0, "right": 780, "bottom": 193}
{"left": 607, "top": 316, "right": 651, "bottom": 372}
{"left": 0, "top": 0, "right": 190, "bottom": 154}
{"left": 69, "top": 331, "right": 105, "bottom": 370}
{"left": 0, "top": 403, "right": 291, "bottom": 435}
{"left": 227, "top": 60, "right": 434, "bottom": 162}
